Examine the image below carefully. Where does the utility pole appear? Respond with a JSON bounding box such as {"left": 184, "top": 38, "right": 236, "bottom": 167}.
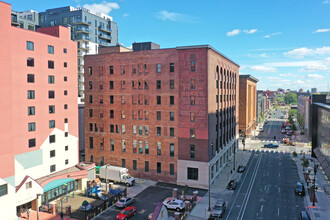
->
{"left": 208, "top": 164, "right": 211, "bottom": 212}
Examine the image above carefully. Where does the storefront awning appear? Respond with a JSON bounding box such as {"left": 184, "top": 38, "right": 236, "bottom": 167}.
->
{"left": 43, "top": 178, "right": 74, "bottom": 192}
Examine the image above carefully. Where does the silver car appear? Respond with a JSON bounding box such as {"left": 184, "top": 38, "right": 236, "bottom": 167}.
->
{"left": 115, "top": 197, "right": 134, "bottom": 208}
{"left": 211, "top": 200, "right": 226, "bottom": 218}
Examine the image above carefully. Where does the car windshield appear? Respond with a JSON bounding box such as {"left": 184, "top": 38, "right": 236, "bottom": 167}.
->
{"left": 125, "top": 174, "right": 131, "bottom": 179}
{"left": 119, "top": 199, "right": 125, "bottom": 203}
{"left": 122, "top": 210, "right": 129, "bottom": 215}
{"left": 214, "top": 205, "right": 222, "bottom": 210}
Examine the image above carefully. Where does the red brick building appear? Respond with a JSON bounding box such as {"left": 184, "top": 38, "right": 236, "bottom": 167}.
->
{"left": 84, "top": 43, "right": 239, "bottom": 188}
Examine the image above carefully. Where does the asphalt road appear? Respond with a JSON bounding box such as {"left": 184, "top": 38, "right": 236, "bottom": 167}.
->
{"left": 258, "top": 108, "right": 287, "bottom": 141}
{"left": 224, "top": 151, "right": 305, "bottom": 220}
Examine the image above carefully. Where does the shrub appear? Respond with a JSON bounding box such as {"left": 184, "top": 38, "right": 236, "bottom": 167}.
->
{"left": 293, "top": 151, "right": 297, "bottom": 157}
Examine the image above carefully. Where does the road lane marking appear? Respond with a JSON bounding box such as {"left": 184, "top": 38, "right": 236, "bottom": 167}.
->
{"left": 279, "top": 173, "right": 280, "bottom": 177}
{"left": 260, "top": 205, "right": 263, "bottom": 212}
{"left": 277, "top": 208, "right": 280, "bottom": 215}
{"left": 278, "top": 187, "right": 280, "bottom": 193}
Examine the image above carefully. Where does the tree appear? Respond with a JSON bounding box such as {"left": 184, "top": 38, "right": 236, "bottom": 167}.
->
{"left": 284, "top": 93, "right": 297, "bottom": 104}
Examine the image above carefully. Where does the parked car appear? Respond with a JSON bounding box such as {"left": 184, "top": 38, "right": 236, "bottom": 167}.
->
{"left": 162, "top": 197, "right": 184, "bottom": 211}
{"left": 259, "top": 127, "right": 264, "bottom": 132}
{"left": 227, "top": 180, "right": 238, "bottom": 190}
{"left": 299, "top": 211, "right": 311, "bottom": 220}
{"left": 295, "top": 181, "right": 305, "bottom": 196}
{"left": 264, "top": 143, "right": 279, "bottom": 148}
{"left": 115, "top": 197, "right": 134, "bottom": 208}
{"left": 237, "top": 165, "right": 246, "bottom": 173}
{"left": 116, "top": 206, "right": 137, "bottom": 220}
{"left": 210, "top": 200, "right": 227, "bottom": 218}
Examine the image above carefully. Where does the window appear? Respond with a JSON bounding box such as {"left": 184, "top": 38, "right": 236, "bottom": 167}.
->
{"left": 170, "top": 96, "right": 174, "bottom": 105}
{"left": 191, "top": 79, "right": 196, "bottom": 89}
{"left": 157, "top": 111, "right": 161, "bottom": 121}
{"left": 190, "top": 112, "right": 195, "bottom": 122}
{"left": 64, "top": 118, "right": 68, "bottom": 123}
{"left": 121, "top": 110, "right": 126, "bottom": 119}
{"left": 170, "top": 63, "right": 174, "bottom": 72}
{"left": 88, "top": 81, "right": 92, "bottom": 90}
{"left": 122, "top": 159, "right": 126, "bottom": 168}
{"left": 133, "top": 160, "right": 137, "bottom": 171}
{"left": 27, "top": 90, "right": 35, "bottom": 99}
{"left": 157, "top": 80, "right": 161, "bottom": 89}
{"left": 50, "top": 150, "right": 55, "bottom": 158}
{"left": 89, "top": 109, "right": 93, "bottom": 117}
{"left": 65, "top": 145, "right": 68, "bottom": 151}
{"left": 49, "top": 105, "right": 55, "bottom": 114}
{"left": 170, "top": 164, "right": 175, "bottom": 175}
{"left": 110, "top": 139, "right": 114, "bottom": 151}
{"left": 157, "top": 127, "right": 161, "bottom": 136}
{"left": 139, "top": 141, "right": 143, "bottom": 154}
{"left": 110, "top": 124, "right": 114, "bottom": 133}
{"left": 48, "top": 91, "right": 55, "bottom": 99}
{"left": 170, "top": 128, "right": 175, "bottom": 137}
{"left": 26, "top": 181, "right": 32, "bottom": 189}
{"left": 170, "top": 80, "right": 174, "bottom": 89}
{"left": 145, "top": 111, "right": 149, "bottom": 120}
{"left": 157, "top": 96, "right": 161, "bottom": 105}
{"left": 49, "top": 120, "right": 55, "bottom": 128}
{"left": 122, "top": 125, "right": 126, "bottom": 134}
{"left": 145, "top": 126, "right": 149, "bottom": 135}
{"left": 27, "top": 41, "right": 34, "bottom": 51}
{"left": 110, "top": 66, "right": 114, "bottom": 74}
{"left": 89, "top": 137, "right": 93, "bottom": 149}
{"left": 29, "top": 138, "right": 36, "bottom": 148}
{"left": 48, "top": 60, "right": 54, "bottom": 69}
{"left": 170, "top": 143, "right": 174, "bottom": 157}
{"left": 110, "top": 95, "right": 114, "bottom": 104}
{"left": 64, "top": 76, "right": 67, "bottom": 81}
{"left": 138, "top": 80, "right": 143, "bottom": 89}
{"left": 64, "top": 90, "right": 67, "bottom": 96}
{"left": 133, "top": 125, "right": 137, "bottom": 135}
{"left": 121, "top": 96, "right": 126, "bottom": 104}
{"left": 63, "top": 48, "right": 67, "bottom": 53}
{"left": 116, "top": 125, "right": 120, "bottom": 133}
{"left": 27, "top": 58, "right": 34, "bottom": 67}
{"left": 156, "top": 63, "right": 161, "bottom": 73}
{"left": 50, "top": 165, "right": 56, "bottom": 173}
{"left": 138, "top": 110, "right": 143, "bottom": 120}
{"left": 144, "top": 80, "right": 149, "bottom": 89}
{"left": 157, "top": 142, "right": 161, "bottom": 155}
{"left": 132, "top": 140, "right": 137, "bottom": 153}
{"left": 49, "top": 135, "right": 55, "bottom": 143}
{"left": 89, "top": 95, "right": 93, "bottom": 104}
{"left": 132, "top": 110, "right": 137, "bottom": 119}
{"left": 144, "top": 96, "right": 149, "bottom": 105}
{"left": 187, "top": 167, "right": 198, "bottom": 180}
{"left": 89, "top": 67, "right": 92, "bottom": 75}
{"left": 138, "top": 95, "right": 143, "bottom": 105}
{"left": 48, "top": 45, "right": 54, "bottom": 54}
{"left": 216, "top": 95, "right": 219, "bottom": 103}
{"left": 190, "top": 95, "right": 196, "bottom": 105}
{"left": 110, "top": 110, "right": 114, "bottom": 118}
{"left": 28, "top": 106, "right": 35, "bottom": 116}
{"left": 65, "top": 132, "right": 69, "bottom": 137}
{"left": 122, "top": 140, "right": 126, "bottom": 152}
{"left": 90, "top": 155, "right": 94, "bottom": 162}
{"left": 89, "top": 123, "right": 93, "bottom": 131}
{"left": 190, "top": 128, "right": 196, "bottom": 138}
{"left": 170, "top": 112, "right": 175, "bottom": 121}
{"left": 65, "top": 159, "right": 69, "bottom": 165}
{"left": 138, "top": 125, "right": 143, "bottom": 135}
{"left": 191, "top": 61, "right": 196, "bottom": 72}
{"left": 145, "top": 161, "right": 149, "bottom": 172}
{"left": 190, "top": 144, "right": 195, "bottom": 159}
{"left": 28, "top": 122, "right": 35, "bottom": 131}
{"left": 48, "top": 75, "right": 54, "bottom": 84}
{"left": 121, "top": 80, "right": 126, "bottom": 89}
{"left": 27, "top": 74, "right": 35, "bottom": 83}
{"left": 100, "top": 96, "right": 103, "bottom": 104}
{"left": 145, "top": 141, "right": 149, "bottom": 154}
{"left": 157, "top": 162, "right": 161, "bottom": 174}
{"left": 110, "top": 81, "right": 114, "bottom": 89}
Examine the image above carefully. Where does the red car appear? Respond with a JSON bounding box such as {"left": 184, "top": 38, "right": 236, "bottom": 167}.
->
{"left": 116, "top": 206, "right": 137, "bottom": 220}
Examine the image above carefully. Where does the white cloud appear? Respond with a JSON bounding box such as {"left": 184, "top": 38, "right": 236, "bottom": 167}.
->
{"left": 299, "top": 63, "right": 328, "bottom": 72}
{"left": 243, "top": 29, "right": 258, "bottom": 34}
{"left": 284, "top": 46, "right": 330, "bottom": 58}
{"left": 156, "top": 10, "right": 198, "bottom": 23}
{"left": 226, "top": 29, "right": 241, "bottom": 36}
{"left": 250, "top": 66, "right": 277, "bottom": 73}
{"left": 294, "top": 80, "right": 304, "bottom": 84}
{"left": 81, "top": 1, "right": 119, "bottom": 14}
{"left": 313, "top": 29, "right": 330, "bottom": 33}
{"left": 264, "top": 60, "right": 320, "bottom": 67}
{"left": 247, "top": 53, "right": 268, "bottom": 58}
{"left": 266, "top": 76, "right": 281, "bottom": 80}
{"left": 279, "top": 73, "right": 299, "bottom": 77}
{"left": 263, "top": 32, "right": 282, "bottom": 38}
{"left": 123, "top": 13, "right": 129, "bottom": 17}
{"left": 306, "top": 74, "right": 325, "bottom": 79}
{"left": 323, "top": 0, "right": 330, "bottom": 4}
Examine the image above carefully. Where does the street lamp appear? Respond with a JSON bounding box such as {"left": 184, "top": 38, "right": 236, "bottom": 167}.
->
{"left": 208, "top": 164, "right": 211, "bottom": 212}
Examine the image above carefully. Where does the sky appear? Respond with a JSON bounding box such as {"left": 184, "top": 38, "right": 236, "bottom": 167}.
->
{"left": 8, "top": 0, "right": 330, "bottom": 92}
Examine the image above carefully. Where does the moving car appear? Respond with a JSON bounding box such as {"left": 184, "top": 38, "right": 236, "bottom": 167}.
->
{"left": 115, "top": 197, "right": 134, "bottom": 208}
{"left": 227, "top": 180, "right": 238, "bottom": 190}
{"left": 237, "top": 165, "right": 246, "bottom": 173}
{"left": 264, "top": 143, "right": 279, "bottom": 148}
{"left": 295, "top": 181, "right": 305, "bottom": 196}
{"left": 210, "top": 200, "right": 227, "bottom": 218}
{"left": 162, "top": 197, "right": 184, "bottom": 211}
{"left": 299, "top": 211, "right": 311, "bottom": 220}
{"left": 116, "top": 206, "right": 137, "bottom": 220}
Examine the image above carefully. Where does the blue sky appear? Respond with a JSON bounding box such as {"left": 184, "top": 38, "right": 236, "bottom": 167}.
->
{"left": 8, "top": 0, "right": 330, "bottom": 92}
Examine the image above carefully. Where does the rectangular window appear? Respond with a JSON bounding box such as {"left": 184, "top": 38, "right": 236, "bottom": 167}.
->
{"left": 157, "top": 80, "right": 161, "bottom": 89}
{"left": 170, "top": 96, "right": 174, "bottom": 105}
{"left": 27, "top": 74, "right": 35, "bottom": 83}
{"left": 64, "top": 76, "right": 67, "bottom": 81}
{"left": 50, "top": 150, "right": 55, "bottom": 158}
{"left": 27, "top": 58, "right": 34, "bottom": 67}
{"left": 144, "top": 96, "right": 149, "bottom": 105}
{"left": 170, "top": 164, "right": 175, "bottom": 175}
{"left": 144, "top": 64, "right": 148, "bottom": 73}
{"left": 157, "top": 111, "right": 161, "bottom": 121}
{"left": 133, "top": 125, "right": 137, "bottom": 135}
{"left": 157, "top": 127, "right": 161, "bottom": 136}
{"left": 63, "top": 48, "right": 67, "bottom": 53}
{"left": 121, "top": 110, "right": 126, "bottom": 119}
{"left": 190, "top": 95, "right": 196, "bottom": 105}
{"left": 121, "top": 80, "right": 126, "bottom": 89}
{"left": 132, "top": 65, "right": 136, "bottom": 74}
{"left": 89, "top": 137, "right": 93, "bottom": 149}
{"left": 145, "top": 161, "right": 149, "bottom": 172}
{"left": 29, "top": 138, "right": 36, "bottom": 148}
{"left": 170, "top": 80, "right": 174, "bottom": 89}
{"left": 110, "top": 81, "right": 114, "bottom": 89}
{"left": 116, "top": 124, "right": 120, "bottom": 133}
{"left": 122, "top": 140, "right": 126, "bottom": 152}
{"left": 190, "top": 144, "right": 195, "bottom": 159}
{"left": 64, "top": 118, "right": 68, "bottom": 123}
{"left": 28, "top": 122, "right": 35, "bottom": 131}
{"left": 139, "top": 141, "right": 143, "bottom": 154}
{"left": 170, "top": 112, "right": 175, "bottom": 121}
{"left": 110, "top": 138, "right": 114, "bottom": 151}
{"left": 99, "top": 82, "right": 103, "bottom": 90}
{"left": 65, "top": 145, "right": 68, "bottom": 151}
{"left": 170, "top": 128, "right": 175, "bottom": 137}
{"left": 138, "top": 80, "right": 143, "bottom": 89}
{"left": 110, "top": 66, "right": 114, "bottom": 74}
{"left": 190, "top": 112, "right": 195, "bottom": 122}
{"left": 64, "top": 90, "right": 67, "bottom": 96}
{"left": 89, "top": 123, "right": 93, "bottom": 131}
{"left": 145, "top": 111, "right": 149, "bottom": 120}
{"left": 156, "top": 63, "right": 161, "bottom": 73}
{"left": 48, "top": 75, "right": 54, "bottom": 84}
{"left": 121, "top": 125, "right": 126, "bottom": 134}
{"left": 190, "top": 128, "right": 196, "bottom": 138}
{"left": 157, "top": 96, "right": 161, "bottom": 105}
{"left": 110, "top": 110, "right": 114, "bottom": 118}
{"left": 27, "top": 90, "right": 35, "bottom": 99}
{"left": 65, "top": 159, "right": 69, "bottom": 165}
{"left": 27, "top": 41, "right": 34, "bottom": 51}
{"left": 48, "top": 45, "right": 54, "bottom": 54}
{"left": 133, "top": 160, "right": 137, "bottom": 171}
{"left": 49, "top": 105, "right": 55, "bottom": 114}
{"left": 170, "top": 143, "right": 174, "bottom": 157}
{"left": 191, "top": 79, "right": 196, "bottom": 89}
{"left": 100, "top": 96, "right": 103, "bottom": 104}
{"left": 121, "top": 96, "right": 126, "bottom": 104}
{"left": 132, "top": 140, "right": 137, "bottom": 153}
{"left": 138, "top": 95, "right": 143, "bottom": 105}
{"left": 144, "top": 80, "right": 149, "bottom": 89}
{"left": 50, "top": 165, "right": 56, "bottom": 173}
{"left": 89, "top": 95, "right": 93, "bottom": 104}
{"left": 28, "top": 106, "right": 35, "bottom": 116}
{"left": 132, "top": 110, "right": 137, "bottom": 119}
{"left": 48, "top": 91, "right": 55, "bottom": 99}
{"left": 110, "top": 95, "right": 114, "bottom": 104}
{"left": 132, "top": 95, "right": 137, "bottom": 105}
{"left": 145, "top": 126, "right": 149, "bottom": 135}
{"left": 145, "top": 141, "right": 149, "bottom": 154}
{"left": 216, "top": 95, "right": 219, "bottom": 103}
{"left": 110, "top": 124, "right": 114, "bottom": 133}
{"left": 191, "top": 61, "right": 196, "bottom": 72}
{"left": 170, "top": 63, "right": 174, "bottom": 72}
{"left": 26, "top": 181, "right": 32, "bottom": 189}
{"left": 88, "top": 81, "right": 93, "bottom": 90}
{"left": 48, "top": 60, "right": 54, "bottom": 69}
{"left": 157, "top": 162, "right": 161, "bottom": 174}
{"left": 89, "top": 67, "right": 92, "bottom": 75}
{"left": 49, "top": 120, "right": 55, "bottom": 128}
{"left": 138, "top": 110, "right": 143, "bottom": 120}
{"left": 89, "top": 109, "right": 93, "bottom": 117}
{"left": 122, "top": 159, "right": 126, "bottom": 168}
{"left": 157, "top": 142, "right": 161, "bottom": 155}
{"left": 139, "top": 125, "right": 143, "bottom": 135}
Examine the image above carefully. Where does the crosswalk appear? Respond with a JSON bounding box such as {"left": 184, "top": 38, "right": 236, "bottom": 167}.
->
{"left": 265, "top": 118, "right": 287, "bottom": 122}
{"left": 249, "top": 149, "right": 287, "bottom": 154}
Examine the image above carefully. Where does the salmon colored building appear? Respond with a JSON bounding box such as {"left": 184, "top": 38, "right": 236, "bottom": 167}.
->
{"left": 0, "top": 2, "right": 94, "bottom": 219}
{"left": 84, "top": 43, "right": 239, "bottom": 189}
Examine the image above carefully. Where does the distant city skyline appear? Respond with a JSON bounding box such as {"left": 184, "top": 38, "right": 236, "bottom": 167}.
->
{"left": 8, "top": 0, "right": 330, "bottom": 91}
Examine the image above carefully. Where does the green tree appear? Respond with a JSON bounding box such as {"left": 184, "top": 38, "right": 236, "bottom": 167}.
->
{"left": 284, "top": 93, "right": 297, "bottom": 104}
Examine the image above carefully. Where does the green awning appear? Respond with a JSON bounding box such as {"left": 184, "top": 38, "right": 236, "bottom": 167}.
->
{"left": 43, "top": 178, "right": 74, "bottom": 192}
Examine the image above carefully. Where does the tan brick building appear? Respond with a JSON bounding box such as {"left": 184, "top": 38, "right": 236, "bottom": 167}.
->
{"left": 239, "top": 75, "right": 258, "bottom": 136}
{"left": 84, "top": 43, "right": 239, "bottom": 188}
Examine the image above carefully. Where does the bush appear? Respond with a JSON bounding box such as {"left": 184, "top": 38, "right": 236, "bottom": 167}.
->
{"left": 301, "top": 159, "right": 309, "bottom": 168}
{"left": 293, "top": 151, "right": 297, "bottom": 157}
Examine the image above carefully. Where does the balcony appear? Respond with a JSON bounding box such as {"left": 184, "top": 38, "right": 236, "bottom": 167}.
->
{"left": 11, "top": 18, "right": 19, "bottom": 26}
{"left": 79, "top": 77, "right": 84, "bottom": 83}
{"left": 98, "top": 26, "right": 112, "bottom": 33}
{"left": 76, "top": 19, "right": 91, "bottom": 26}
{"left": 76, "top": 26, "right": 90, "bottom": 34}
{"left": 76, "top": 35, "right": 90, "bottom": 42}
{"left": 78, "top": 60, "right": 85, "bottom": 66}
{"left": 99, "top": 33, "right": 112, "bottom": 41}
{"left": 78, "top": 51, "right": 86, "bottom": 57}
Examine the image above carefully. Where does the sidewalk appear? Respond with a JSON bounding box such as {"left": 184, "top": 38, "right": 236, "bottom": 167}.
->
{"left": 186, "top": 150, "right": 252, "bottom": 220}
{"left": 293, "top": 154, "right": 330, "bottom": 220}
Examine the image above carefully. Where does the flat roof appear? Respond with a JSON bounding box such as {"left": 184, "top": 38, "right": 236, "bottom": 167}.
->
{"left": 314, "top": 102, "right": 330, "bottom": 110}
{"left": 239, "top": 74, "right": 259, "bottom": 83}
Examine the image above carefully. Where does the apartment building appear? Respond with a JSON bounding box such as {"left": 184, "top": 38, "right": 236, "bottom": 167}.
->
{"left": 84, "top": 42, "right": 239, "bottom": 189}
{"left": 11, "top": 9, "right": 39, "bottom": 31}
{"left": 239, "top": 75, "right": 258, "bottom": 136}
{"left": 0, "top": 2, "right": 94, "bottom": 219}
